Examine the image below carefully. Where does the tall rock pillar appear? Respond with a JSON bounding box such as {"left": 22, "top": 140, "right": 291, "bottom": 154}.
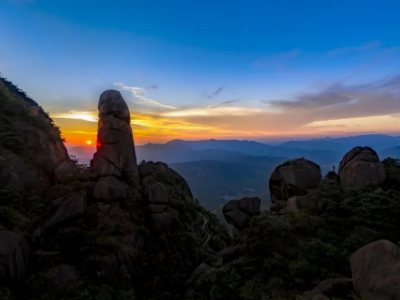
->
{"left": 92, "top": 90, "right": 139, "bottom": 188}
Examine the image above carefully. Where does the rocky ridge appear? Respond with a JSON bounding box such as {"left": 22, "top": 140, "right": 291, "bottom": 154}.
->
{"left": 0, "top": 81, "right": 230, "bottom": 300}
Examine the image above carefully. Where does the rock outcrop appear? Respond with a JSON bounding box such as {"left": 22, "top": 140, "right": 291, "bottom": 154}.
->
{"left": 0, "top": 79, "right": 227, "bottom": 300}
{"left": 0, "top": 77, "right": 69, "bottom": 195}
{"left": 0, "top": 231, "right": 30, "bottom": 283}
{"left": 93, "top": 176, "right": 129, "bottom": 200}
{"left": 139, "top": 161, "right": 194, "bottom": 233}
{"left": 325, "top": 171, "right": 340, "bottom": 183}
{"left": 286, "top": 195, "right": 315, "bottom": 211}
{"left": 339, "top": 146, "right": 386, "bottom": 188}
{"left": 43, "top": 192, "right": 87, "bottom": 229}
{"left": 139, "top": 161, "right": 193, "bottom": 198}
{"left": 222, "top": 197, "right": 260, "bottom": 236}
{"left": 351, "top": 240, "right": 400, "bottom": 300}
{"left": 304, "top": 278, "right": 354, "bottom": 300}
{"left": 92, "top": 90, "right": 139, "bottom": 184}
{"left": 269, "top": 158, "right": 321, "bottom": 210}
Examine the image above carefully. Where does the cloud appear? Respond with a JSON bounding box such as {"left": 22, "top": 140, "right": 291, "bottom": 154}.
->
{"left": 328, "top": 40, "right": 382, "bottom": 57}
{"left": 52, "top": 111, "right": 98, "bottom": 122}
{"left": 208, "top": 99, "right": 239, "bottom": 109}
{"left": 371, "top": 74, "right": 400, "bottom": 89}
{"left": 161, "top": 106, "right": 263, "bottom": 118}
{"left": 114, "top": 83, "right": 176, "bottom": 109}
{"left": 255, "top": 48, "right": 302, "bottom": 68}
{"left": 145, "top": 85, "right": 158, "bottom": 90}
{"left": 207, "top": 86, "right": 224, "bottom": 99}
{"left": 51, "top": 73, "right": 400, "bottom": 145}
{"left": 264, "top": 74, "right": 400, "bottom": 121}
{"left": 266, "top": 92, "right": 354, "bottom": 110}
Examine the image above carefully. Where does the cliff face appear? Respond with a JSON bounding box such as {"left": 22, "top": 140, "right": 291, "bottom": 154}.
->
{"left": 0, "top": 77, "right": 69, "bottom": 195}
{"left": 0, "top": 80, "right": 230, "bottom": 300}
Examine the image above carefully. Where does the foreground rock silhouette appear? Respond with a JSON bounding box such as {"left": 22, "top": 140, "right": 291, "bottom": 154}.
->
{"left": 92, "top": 90, "right": 139, "bottom": 183}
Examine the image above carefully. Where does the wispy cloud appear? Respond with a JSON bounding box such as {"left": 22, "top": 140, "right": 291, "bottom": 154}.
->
{"left": 207, "top": 86, "right": 224, "bottom": 99}
{"left": 328, "top": 40, "right": 382, "bottom": 57}
{"left": 264, "top": 74, "right": 400, "bottom": 121}
{"left": 52, "top": 110, "right": 98, "bottom": 122}
{"left": 208, "top": 99, "right": 239, "bottom": 108}
{"left": 114, "top": 83, "right": 176, "bottom": 109}
{"left": 161, "top": 106, "right": 263, "bottom": 118}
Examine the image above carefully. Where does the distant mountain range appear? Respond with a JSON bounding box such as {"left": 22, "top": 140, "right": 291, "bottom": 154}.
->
{"left": 68, "top": 134, "right": 400, "bottom": 210}
{"left": 280, "top": 134, "right": 400, "bottom": 153}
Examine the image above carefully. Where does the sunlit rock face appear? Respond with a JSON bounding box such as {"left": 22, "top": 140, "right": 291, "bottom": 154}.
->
{"left": 339, "top": 146, "right": 386, "bottom": 188}
{"left": 92, "top": 90, "right": 139, "bottom": 184}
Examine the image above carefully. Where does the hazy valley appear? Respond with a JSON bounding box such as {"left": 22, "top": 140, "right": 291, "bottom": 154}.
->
{"left": 69, "top": 135, "right": 400, "bottom": 211}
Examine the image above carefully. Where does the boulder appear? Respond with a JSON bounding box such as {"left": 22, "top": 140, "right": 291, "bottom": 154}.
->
{"left": 286, "top": 195, "right": 315, "bottom": 211}
{"left": 325, "top": 171, "right": 340, "bottom": 183}
{"left": 92, "top": 90, "right": 139, "bottom": 184}
{"left": 43, "top": 265, "right": 79, "bottom": 296}
{"left": 138, "top": 161, "right": 193, "bottom": 199}
{"left": 95, "top": 203, "right": 129, "bottom": 228}
{"left": 188, "top": 263, "right": 214, "bottom": 287}
{"left": 0, "top": 231, "right": 30, "bottom": 283}
{"left": 218, "top": 244, "right": 247, "bottom": 264}
{"left": 93, "top": 176, "right": 129, "bottom": 201}
{"left": 145, "top": 182, "right": 169, "bottom": 204}
{"left": 351, "top": 240, "right": 400, "bottom": 300}
{"left": 149, "top": 212, "right": 174, "bottom": 232}
{"left": 304, "top": 278, "right": 353, "bottom": 300}
{"left": 54, "top": 161, "right": 75, "bottom": 183}
{"left": 312, "top": 295, "right": 330, "bottom": 300}
{"left": 339, "top": 146, "right": 386, "bottom": 188}
{"left": 222, "top": 197, "right": 260, "bottom": 229}
{"left": 238, "top": 197, "right": 261, "bottom": 215}
{"left": 44, "top": 192, "right": 87, "bottom": 228}
{"left": 269, "top": 158, "right": 321, "bottom": 203}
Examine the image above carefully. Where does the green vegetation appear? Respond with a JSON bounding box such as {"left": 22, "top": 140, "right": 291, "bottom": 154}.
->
{"left": 189, "top": 159, "right": 400, "bottom": 300}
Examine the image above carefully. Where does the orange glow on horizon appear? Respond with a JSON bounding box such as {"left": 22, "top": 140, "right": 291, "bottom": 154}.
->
{"left": 52, "top": 111, "right": 400, "bottom": 147}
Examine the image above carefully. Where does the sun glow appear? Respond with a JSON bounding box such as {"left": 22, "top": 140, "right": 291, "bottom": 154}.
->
{"left": 86, "top": 140, "right": 92, "bottom": 145}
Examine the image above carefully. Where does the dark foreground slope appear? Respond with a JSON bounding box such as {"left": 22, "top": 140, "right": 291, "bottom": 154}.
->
{"left": 0, "top": 78, "right": 230, "bottom": 300}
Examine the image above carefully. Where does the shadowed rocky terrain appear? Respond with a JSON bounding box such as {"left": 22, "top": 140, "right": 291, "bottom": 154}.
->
{"left": 2, "top": 76, "right": 400, "bottom": 300}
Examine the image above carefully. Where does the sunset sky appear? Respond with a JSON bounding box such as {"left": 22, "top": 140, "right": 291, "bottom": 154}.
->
{"left": 1, "top": 0, "right": 400, "bottom": 146}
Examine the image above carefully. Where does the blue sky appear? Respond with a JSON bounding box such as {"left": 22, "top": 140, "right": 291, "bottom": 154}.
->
{"left": 1, "top": 0, "right": 400, "bottom": 144}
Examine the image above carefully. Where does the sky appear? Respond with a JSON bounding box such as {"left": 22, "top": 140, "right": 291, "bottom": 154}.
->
{"left": 1, "top": 0, "right": 400, "bottom": 146}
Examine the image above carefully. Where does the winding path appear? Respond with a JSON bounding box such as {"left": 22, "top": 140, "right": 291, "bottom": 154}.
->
{"left": 199, "top": 210, "right": 215, "bottom": 255}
